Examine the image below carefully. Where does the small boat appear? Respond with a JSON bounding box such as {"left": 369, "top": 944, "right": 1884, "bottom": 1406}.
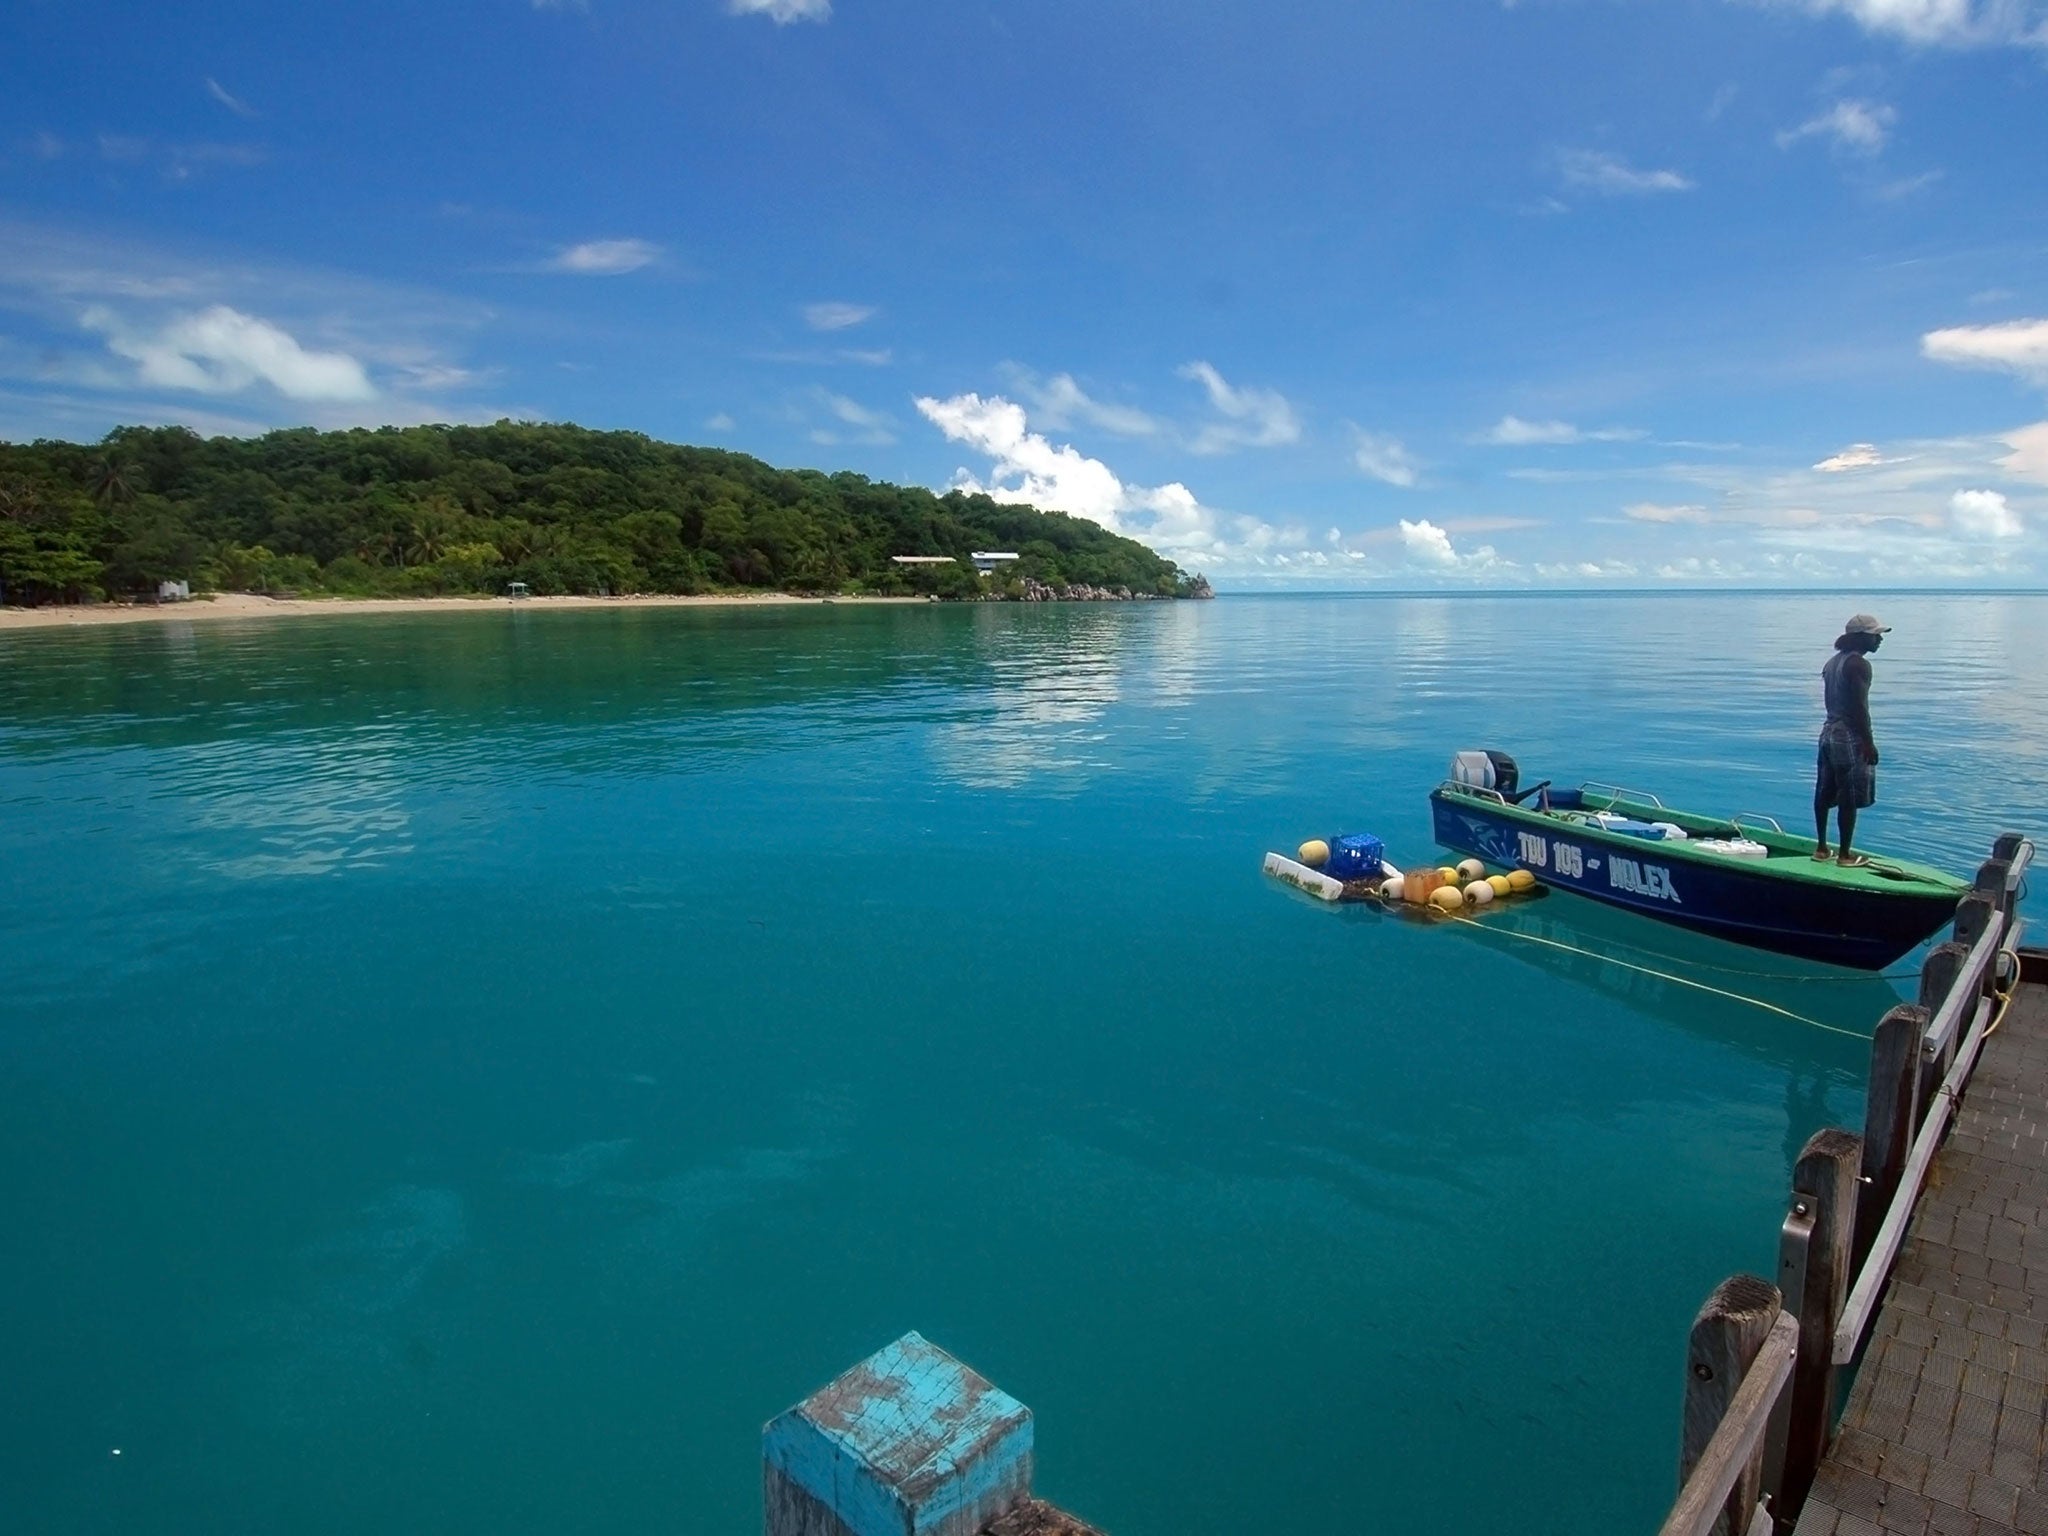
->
{"left": 1429, "top": 752, "right": 1967, "bottom": 971}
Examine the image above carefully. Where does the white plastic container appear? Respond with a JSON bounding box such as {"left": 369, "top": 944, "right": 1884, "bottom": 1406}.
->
{"left": 1692, "top": 837, "right": 1769, "bottom": 859}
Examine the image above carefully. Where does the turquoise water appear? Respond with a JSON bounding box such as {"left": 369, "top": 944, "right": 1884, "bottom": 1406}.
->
{"left": 2, "top": 593, "right": 2041, "bottom": 1535}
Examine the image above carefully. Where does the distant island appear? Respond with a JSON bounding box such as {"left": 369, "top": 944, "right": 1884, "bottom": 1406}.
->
{"left": 0, "top": 421, "right": 1210, "bottom": 608}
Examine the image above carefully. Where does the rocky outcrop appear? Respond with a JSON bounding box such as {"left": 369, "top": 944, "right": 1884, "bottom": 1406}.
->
{"left": 1012, "top": 579, "right": 1167, "bottom": 603}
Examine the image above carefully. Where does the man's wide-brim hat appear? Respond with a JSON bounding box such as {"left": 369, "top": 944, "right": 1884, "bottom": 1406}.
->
{"left": 1844, "top": 613, "right": 1891, "bottom": 636}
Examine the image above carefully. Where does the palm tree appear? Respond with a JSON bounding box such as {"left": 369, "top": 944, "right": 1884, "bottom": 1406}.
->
{"left": 0, "top": 476, "right": 38, "bottom": 523}
{"left": 90, "top": 455, "right": 135, "bottom": 508}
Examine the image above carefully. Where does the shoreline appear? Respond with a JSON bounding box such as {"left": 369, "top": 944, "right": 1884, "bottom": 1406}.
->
{"left": 0, "top": 591, "right": 932, "bottom": 630}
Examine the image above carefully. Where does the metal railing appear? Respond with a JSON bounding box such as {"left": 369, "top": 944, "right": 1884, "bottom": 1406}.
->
{"left": 1657, "top": 833, "right": 2030, "bottom": 1536}
{"left": 1579, "top": 780, "right": 1666, "bottom": 808}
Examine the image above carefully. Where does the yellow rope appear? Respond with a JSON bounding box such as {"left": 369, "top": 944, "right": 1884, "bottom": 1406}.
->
{"left": 1982, "top": 954, "right": 2020, "bottom": 1042}
{"left": 1441, "top": 912, "right": 1870, "bottom": 1039}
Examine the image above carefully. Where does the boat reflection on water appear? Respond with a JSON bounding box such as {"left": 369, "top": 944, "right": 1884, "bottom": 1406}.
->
{"left": 1340, "top": 883, "right": 1909, "bottom": 1073}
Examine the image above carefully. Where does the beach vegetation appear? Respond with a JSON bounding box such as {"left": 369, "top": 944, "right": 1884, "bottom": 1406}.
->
{"left": 0, "top": 421, "right": 1201, "bottom": 605}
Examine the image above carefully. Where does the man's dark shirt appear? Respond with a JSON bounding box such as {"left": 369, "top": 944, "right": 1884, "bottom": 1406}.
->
{"left": 1821, "top": 649, "right": 1874, "bottom": 757}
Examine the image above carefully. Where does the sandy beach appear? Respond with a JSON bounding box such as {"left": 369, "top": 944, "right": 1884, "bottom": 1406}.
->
{"left": 0, "top": 591, "right": 929, "bottom": 630}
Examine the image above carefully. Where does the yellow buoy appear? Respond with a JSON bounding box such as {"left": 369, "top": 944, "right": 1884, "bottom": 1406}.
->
{"left": 1298, "top": 839, "right": 1330, "bottom": 869}
{"left": 1380, "top": 875, "right": 1406, "bottom": 902}
{"left": 1507, "top": 869, "right": 1537, "bottom": 893}
{"left": 1437, "top": 866, "right": 1460, "bottom": 885}
{"left": 1456, "top": 858, "right": 1486, "bottom": 882}
{"left": 1464, "top": 879, "right": 1494, "bottom": 905}
{"left": 1487, "top": 874, "right": 1513, "bottom": 898}
{"left": 1429, "top": 884, "right": 1465, "bottom": 912}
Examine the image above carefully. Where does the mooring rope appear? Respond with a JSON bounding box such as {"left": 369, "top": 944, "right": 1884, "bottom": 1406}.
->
{"left": 1438, "top": 911, "right": 1871, "bottom": 1039}
{"left": 1533, "top": 927, "right": 1921, "bottom": 985}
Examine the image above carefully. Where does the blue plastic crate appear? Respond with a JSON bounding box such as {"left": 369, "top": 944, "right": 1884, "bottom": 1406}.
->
{"left": 1326, "top": 833, "right": 1384, "bottom": 881}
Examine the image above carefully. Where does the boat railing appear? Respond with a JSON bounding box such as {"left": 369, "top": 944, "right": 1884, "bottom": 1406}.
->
{"left": 1436, "top": 778, "right": 1508, "bottom": 806}
{"left": 1579, "top": 779, "right": 1665, "bottom": 808}
{"left": 1654, "top": 830, "right": 2030, "bottom": 1536}
{"left": 1731, "top": 812, "right": 1785, "bottom": 837}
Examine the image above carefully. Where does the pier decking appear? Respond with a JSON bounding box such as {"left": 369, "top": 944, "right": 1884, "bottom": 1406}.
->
{"left": 1797, "top": 973, "right": 2048, "bottom": 1536}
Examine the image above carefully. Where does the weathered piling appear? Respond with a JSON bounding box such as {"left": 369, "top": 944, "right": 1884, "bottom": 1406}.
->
{"left": 1916, "top": 940, "right": 1969, "bottom": 1083}
{"left": 1677, "top": 1275, "right": 1786, "bottom": 1536}
{"left": 1772, "top": 1128, "right": 1859, "bottom": 1522}
{"left": 1853, "top": 1003, "right": 1926, "bottom": 1273}
{"left": 763, "top": 1333, "right": 1101, "bottom": 1536}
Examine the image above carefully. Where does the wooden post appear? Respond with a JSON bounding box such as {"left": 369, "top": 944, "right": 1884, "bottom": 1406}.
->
{"left": 1917, "top": 942, "right": 1970, "bottom": 1094}
{"left": 763, "top": 1333, "right": 1036, "bottom": 1536}
{"left": 1774, "top": 1129, "right": 1861, "bottom": 1523}
{"left": 1951, "top": 893, "right": 1997, "bottom": 953}
{"left": 1682, "top": 1274, "right": 1783, "bottom": 1536}
{"left": 1975, "top": 857, "right": 2014, "bottom": 922}
{"left": 1857, "top": 1004, "right": 1928, "bottom": 1273}
{"left": 1918, "top": 942, "right": 1966, "bottom": 1014}
{"left": 1993, "top": 831, "right": 2026, "bottom": 863}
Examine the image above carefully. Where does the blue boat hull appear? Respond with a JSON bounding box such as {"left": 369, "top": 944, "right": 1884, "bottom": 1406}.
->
{"left": 1430, "top": 791, "right": 1958, "bottom": 971}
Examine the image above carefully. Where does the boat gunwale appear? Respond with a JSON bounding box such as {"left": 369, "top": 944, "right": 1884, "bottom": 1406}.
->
{"left": 1432, "top": 781, "right": 1965, "bottom": 896}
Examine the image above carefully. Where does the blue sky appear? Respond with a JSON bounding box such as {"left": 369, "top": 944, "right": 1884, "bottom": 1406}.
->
{"left": 3, "top": 0, "right": 2046, "bottom": 586}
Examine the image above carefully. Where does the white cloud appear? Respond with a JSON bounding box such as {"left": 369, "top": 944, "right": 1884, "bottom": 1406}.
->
{"left": 1398, "top": 518, "right": 1502, "bottom": 571}
{"left": 1534, "top": 559, "right": 1640, "bottom": 580}
{"left": 729, "top": 0, "right": 831, "bottom": 22}
{"left": 1875, "top": 170, "right": 1944, "bottom": 200}
{"left": 1813, "top": 442, "right": 1902, "bottom": 471}
{"left": 545, "top": 239, "right": 661, "bottom": 275}
{"left": 1752, "top": 0, "right": 2048, "bottom": 49}
{"left": 2002, "top": 422, "right": 2048, "bottom": 485}
{"left": 913, "top": 390, "right": 1292, "bottom": 566}
{"left": 1777, "top": 99, "right": 1896, "bottom": 154}
{"left": 917, "top": 392, "right": 1132, "bottom": 530}
{"left": 205, "top": 77, "right": 257, "bottom": 118}
{"left": 90, "top": 134, "right": 265, "bottom": 181}
{"left": 1922, "top": 317, "right": 2048, "bottom": 384}
{"left": 1179, "top": 361, "right": 1301, "bottom": 452}
{"left": 1558, "top": 149, "right": 1695, "bottom": 195}
{"left": 811, "top": 390, "right": 895, "bottom": 446}
{"left": 1399, "top": 519, "right": 1459, "bottom": 566}
{"left": 0, "top": 218, "right": 506, "bottom": 434}
{"left": 1950, "top": 488, "right": 2024, "bottom": 539}
{"left": 1624, "top": 502, "right": 1711, "bottom": 523}
{"left": 82, "top": 304, "right": 376, "bottom": 402}
{"left": 803, "top": 301, "right": 875, "bottom": 331}
{"left": 1482, "top": 415, "right": 1645, "bottom": 445}
{"left": 704, "top": 412, "right": 736, "bottom": 432}
{"left": 389, "top": 361, "right": 488, "bottom": 392}
{"left": 753, "top": 346, "right": 893, "bottom": 367}
{"left": 1353, "top": 431, "right": 1419, "bottom": 487}
{"left": 1009, "top": 369, "right": 1162, "bottom": 438}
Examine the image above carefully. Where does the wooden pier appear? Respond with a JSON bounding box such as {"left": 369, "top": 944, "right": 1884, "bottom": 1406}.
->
{"left": 1797, "top": 967, "right": 2048, "bottom": 1536}
{"left": 1661, "top": 834, "right": 2037, "bottom": 1536}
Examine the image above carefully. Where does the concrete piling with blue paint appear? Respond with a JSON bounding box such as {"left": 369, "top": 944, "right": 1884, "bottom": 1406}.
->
{"left": 763, "top": 1333, "right": 1100, "bottom": 1536}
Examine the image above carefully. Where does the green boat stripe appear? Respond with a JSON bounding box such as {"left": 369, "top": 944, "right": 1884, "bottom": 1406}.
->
{"left": 1438, "top": 786, "right": 1966, "bottom": 896}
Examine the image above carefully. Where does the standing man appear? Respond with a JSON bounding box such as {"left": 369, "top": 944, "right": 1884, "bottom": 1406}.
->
{"left": 1814, "top": 613, "right": 1888, "bottom": 866}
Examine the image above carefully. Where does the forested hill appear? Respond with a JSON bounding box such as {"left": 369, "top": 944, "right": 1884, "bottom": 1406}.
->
{"left": 0, "top": 421, "right": 1204, "bottom": 604}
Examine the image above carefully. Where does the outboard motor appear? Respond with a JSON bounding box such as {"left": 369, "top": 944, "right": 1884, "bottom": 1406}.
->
{"left": 1450, "top": 749, "right": 1519, "bottom": 798}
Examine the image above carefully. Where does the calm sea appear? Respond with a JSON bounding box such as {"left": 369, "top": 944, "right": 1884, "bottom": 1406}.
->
{"left": 2, "top": 593, "right": 2041, "bottom": 1535}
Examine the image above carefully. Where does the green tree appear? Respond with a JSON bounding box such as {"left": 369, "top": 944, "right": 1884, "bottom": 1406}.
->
{"left": 0, "top": 420, "right": 1199, "bottom": 605}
